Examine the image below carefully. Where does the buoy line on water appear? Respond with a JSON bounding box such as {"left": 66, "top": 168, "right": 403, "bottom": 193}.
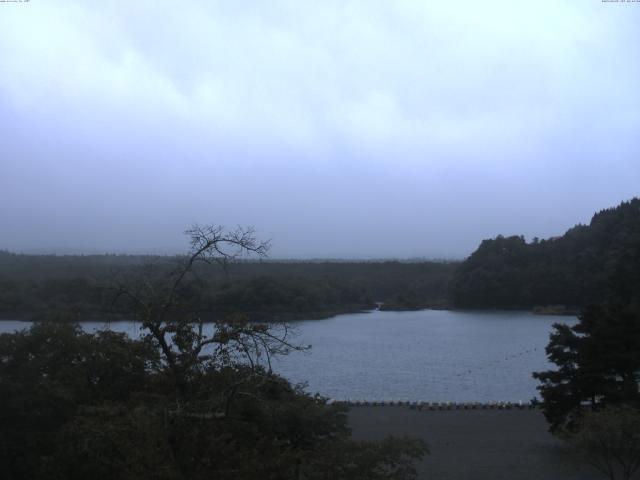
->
{"left": 454, "top": 347, "right": 541, "bottom": 379}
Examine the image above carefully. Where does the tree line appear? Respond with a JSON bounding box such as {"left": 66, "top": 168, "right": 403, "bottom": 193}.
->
{"left": 0, "top": 252, "right": 456, "bottom": 321}
{"left": 452, "top": 198, "right": 640, "bottom": 311}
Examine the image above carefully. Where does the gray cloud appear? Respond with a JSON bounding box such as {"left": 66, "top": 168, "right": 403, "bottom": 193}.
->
{"left": 1, "top": 1, "right": 639, "bottom": 258}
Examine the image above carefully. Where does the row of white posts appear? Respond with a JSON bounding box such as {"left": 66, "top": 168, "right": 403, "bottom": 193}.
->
{"left": 327, "top": 400, "right": 539, "bottom": 410}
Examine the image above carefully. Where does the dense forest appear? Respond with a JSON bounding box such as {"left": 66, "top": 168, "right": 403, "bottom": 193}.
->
{"left": 2, "top": 198, "right": 639, "bottom": 321}
{"left": 452, "top": 198, "right": 640, "bottom": 311}
{"left": 0, "top": 253, "right": 456, "bottom": 321}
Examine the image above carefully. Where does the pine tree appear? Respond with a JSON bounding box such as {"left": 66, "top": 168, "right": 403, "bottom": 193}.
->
{"left": 533, "top": 302, "right": 640, "bottom": 431}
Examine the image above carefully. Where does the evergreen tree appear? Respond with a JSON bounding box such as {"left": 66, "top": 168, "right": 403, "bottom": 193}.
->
{"left": 533, "top": 302, "right": 640, "bottom": 431}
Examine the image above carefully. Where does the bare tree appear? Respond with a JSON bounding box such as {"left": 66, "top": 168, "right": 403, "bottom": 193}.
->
{"left": 112, "top": 225, "right": 306, "bottom": 394}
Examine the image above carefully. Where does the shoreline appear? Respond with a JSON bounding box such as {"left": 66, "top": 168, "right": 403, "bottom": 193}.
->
{"left": 0, "top": 305, "right": 578, "bottom": 323}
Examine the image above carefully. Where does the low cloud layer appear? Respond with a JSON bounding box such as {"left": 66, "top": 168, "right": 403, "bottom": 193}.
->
{"left": 1, "top": 1, "right": 639, "bottom": 258}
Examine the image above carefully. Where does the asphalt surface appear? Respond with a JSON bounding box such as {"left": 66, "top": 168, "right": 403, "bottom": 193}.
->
{"left": 348, "top": 407, "right": 604, "bottom": 480}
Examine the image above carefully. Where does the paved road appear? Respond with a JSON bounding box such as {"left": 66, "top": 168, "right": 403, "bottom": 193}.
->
{"left": 348, "top": 407, "right": 604, "bottom": 480}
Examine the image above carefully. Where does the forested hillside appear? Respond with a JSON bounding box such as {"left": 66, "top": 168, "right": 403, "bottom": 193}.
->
{"left": 452, "top": 198, "right": 640, "bottom": 310}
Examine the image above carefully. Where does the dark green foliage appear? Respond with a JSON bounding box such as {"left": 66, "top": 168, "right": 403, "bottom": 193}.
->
{"left": 208, "top": 274, "right": 374, "bottom": 319}
{"left": 0, "top": 252, "right": 457, "bottom": 321}
{"left": 0, "top": 323, "right": 159, "bottom": 479}
{"left": 0, "top": 323, "right": 426, "bottom": 480}
{"left": 0, "top": 226, "right": 427, "bottom": 479}
{"left": 453, "top": 198, "right": 640, "bottom": 309}
{"left": 533, "top": 302, "right": 640, "bottom": 432}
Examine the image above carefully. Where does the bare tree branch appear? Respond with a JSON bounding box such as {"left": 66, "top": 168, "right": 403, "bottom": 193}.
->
{"left": 109, "top": 224, "right": 306, "bottom": 401}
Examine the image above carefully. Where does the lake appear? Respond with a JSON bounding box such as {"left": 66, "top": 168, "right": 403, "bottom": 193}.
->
{"left": 0, "top": 309, "right": 574, "bottom": 402}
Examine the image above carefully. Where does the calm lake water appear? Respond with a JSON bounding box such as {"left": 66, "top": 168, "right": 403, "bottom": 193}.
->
{"left": 0, "top": 309, "right": 574, "bottom": 402}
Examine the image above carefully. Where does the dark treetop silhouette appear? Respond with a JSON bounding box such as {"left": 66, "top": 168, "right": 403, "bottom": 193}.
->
{"left": 0, "top": 225, "right": 426, "bottom": 480}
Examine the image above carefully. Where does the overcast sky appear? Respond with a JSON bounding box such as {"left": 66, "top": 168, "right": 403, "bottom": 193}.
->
{"left": 1, "top": 1, "right": 639, "bottom": 258}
